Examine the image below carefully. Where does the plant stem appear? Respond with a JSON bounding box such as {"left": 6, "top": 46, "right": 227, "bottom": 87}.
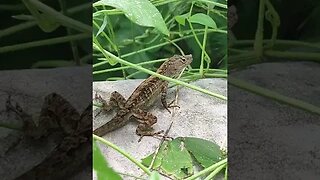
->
{"left": 229, "top": 77, "right": 320, "bottom": 115}
{"left": 0, "top": 3, "right": 90, "bottom": 39}
{"left": 233, "top": 39, "right": 320, "bottom": 50}
{"left": 184, "top": 158, "right": 227, "bottom": 180}
{"left": 93, "top": 135, "right": 152, "bottom": 175}
{"left": 264, "top": 50, "right": 320, "bottom": 62}
{"left": 197, "top": 0, "right": 227, "bottom": 9}
{"left": 0, "top": 21, "right": 37, "bottom": 38}
{"left": 253, "top": 0, "right": 265, "bottom": 60}
{"left": 204, "top": 163, "right": 227, "bottom": 180}
{"left": 93, "top": 37, "right": 227, "bottom": 100}
{"left": 93, "top": 59, "right": 166, "bottom": 75}
{"left": 0, "top": 33, "right": 90, "bottom": 53}
{"left": 28, "top": 0, "right": 91, "bottom": 33}
{"left": 93, "top": 32, "right": 208, "bottom": 68}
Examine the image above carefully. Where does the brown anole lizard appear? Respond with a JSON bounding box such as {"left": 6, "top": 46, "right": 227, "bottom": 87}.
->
{"left": 93, "top": 54, "right": 192, "bottom": 138}
{"left": 5, "top": 93, "right": 92, "bottom": 179}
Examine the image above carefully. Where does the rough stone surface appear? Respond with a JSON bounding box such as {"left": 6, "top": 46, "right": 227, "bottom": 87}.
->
{"left": 93, "top": 78, "right": 227, "bottom": 179}
{"left": 229, "top": 61, "right": 320, "bottom": 180}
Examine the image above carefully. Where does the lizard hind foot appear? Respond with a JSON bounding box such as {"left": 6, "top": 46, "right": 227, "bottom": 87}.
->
{"left": 164, "top": 100, "right": 180, "bottom": 114}
{"left": 137, "top": 130, "right": 165, "bottom": 142}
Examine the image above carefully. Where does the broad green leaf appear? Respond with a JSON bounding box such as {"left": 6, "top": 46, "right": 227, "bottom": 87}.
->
{"left": 142, "top": 139, "right": 193, "bottom": 179}
{"left": 93, "top": 141, "right": 121, "bottom": 180}
{"left": 188, "top": 13, "right": 217, "bottom": 28}
{"left": 22, "top": 0, "right": 59, "bottom": 32}
{"left": 96, "top": 14, "right": 108, "bottom": 37}
{"left": 94, "top": 0, "right": 169, "bottom": 36}
{"left": 175, "top": 13, "right": 190, "bottom": 26}
{"left": 182, "top": 137, "right": 224, "bottom": 168}
{"left": 141, "top": 141, "right": 168, "bottom": 169}
{"left": 149, "top": 171, "right": 161, "bottom": 180}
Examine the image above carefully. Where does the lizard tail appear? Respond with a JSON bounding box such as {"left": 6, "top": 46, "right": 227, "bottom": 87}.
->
{"left": 93, "top": 109, "right": 130, "bottom": 137}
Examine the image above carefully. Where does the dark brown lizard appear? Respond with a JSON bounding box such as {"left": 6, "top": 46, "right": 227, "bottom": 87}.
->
{"left": 93, "top": 54, "right": 192, "bottom": 138}
{"left": 5, "top": 93, "right": 92, "bottom": 179}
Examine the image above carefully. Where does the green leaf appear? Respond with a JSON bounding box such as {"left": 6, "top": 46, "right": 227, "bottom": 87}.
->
{"left": 175, "top": 13, "right": 190, "bottom": 26}
{"left": 22, "top": 0, "right": 59, "bottom": 32}
{"left": 94, "top": 0, "right": 169, "bottom": 36}
{"left": 182, "top": 137, "right": 224, "bottom": 168}
{"left": 93, "top": 141, "right": 122, "bottom": 180}
{"left": 149, "top": 171, "right": 161, "bottom": 180}
{"left": 142, "top": 139, "right": 193, "bottom": 179}
{"left": 141, "top": 141, "right": 167, "bottom": 169}
{"left": 188, "top": 13, "right": 217, "bottom": 28}
{"left": 98, "top": 58, "right": 118, "bottom": 66}
{"left": 96, "top": 14, "right": 108, "bottom": 37}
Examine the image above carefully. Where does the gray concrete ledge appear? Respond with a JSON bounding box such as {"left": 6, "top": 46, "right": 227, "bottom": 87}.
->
{"left": 93, "top": 78, "right": 227, "bottom": 179}
{"left": 0, "top": 67, "right": 91, "bottom": 180}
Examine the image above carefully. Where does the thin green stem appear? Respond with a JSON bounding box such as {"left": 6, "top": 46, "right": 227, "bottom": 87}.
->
{"left": 264, "top": 50, "right": 320, "bottom": 62}
{"left": 79, "top": 54, "right": 91, "bottom": 64}
{"left": 203, "top": 74, "right": 227, "bottom": 78}
{"left": 264, "top": 0, "right": 280, "bottom": 48}
{"left": 93, "top": 32, "right": 207, "bottom": 68}
{"left": 189, "top": 69, "right": 227, "bottom": 73}
{"left": 0, "top": 33, "right": 90, "bottom": 53}
{"left": 93, "top": 20, "right": 118, "bottom": 53}
{"left": 93, "top": 37, "right": 227, "bottom": 100}
{"left": 170, "top": 28, "right": 227, "bottom": 35}
{"left": 164, "top": 38, "right": 185, "bottom": 55}
{"left": 253, "top": 0, "right": 265, "bottom": 59}
{"left": 228, "top": 51, "right": 257, "bottom": 63}
{"left": 28, "top": 0, "right": 91, "bottom": 33}
{"left": 117, "top": 172, "right": 147, "bottom": 180}
{"left": 59, "top": 0, "right": 80, "bottom": 65}
{"left": 187, "top": 14, "right": 211, "bottom": 69}
{"left": 93, "top": 59, "right": 166, "bottom": 75}
{"left": 229, "top": 77, "right": 320, "bottom": 115}
{"left": 233, "top": 39, "right": 320, "bottom": 50}
{"left": 199, "top": 6, "right": 210, "bottom": 77}
{"left": 228, "top": 48, "right": 251, "bottom": 54}
{"left": 204, "top": 163, "right": 227, "bottom": 180}
{"left": 93, "top": 135, "right": 152, "bottom": 175}
{"left": 0, "top": 3, "right": 91, "bottom": 39}
{"left": 197, "top": 0, "right": 227, "bottom": 9}
{"left": 184, "top": 158, "right": 227, "bottom": 180}
{"left": 0, "top": 122, "right": 23, "bottom": 131}
{"left": 0, "top": 4, "right": 24, "bottom": 11}
{"left": 0, "top": 21, "right": 37, "bottom": 38}
{"left": 67, "top": 2, "right": 91, "bottom": 14}
{"left": 224, "top": 164, "right": 228, "bottom": 180}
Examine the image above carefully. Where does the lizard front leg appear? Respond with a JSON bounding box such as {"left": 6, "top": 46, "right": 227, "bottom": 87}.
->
{"left": 132, "top": 109, "right": 163, "bottom": 141}
{"left": 5, "top": 93, "right": 80, "bottom": 138}
{"left": 5, "top": 95, "right": 40, "bottom": 138}
{"left": 160, "top": 83, "right": 180, "bottom": 113}
{"left": 39, "top": 93, "right": 81, "bottom": 136}
{"left": 94, "top": 91, "right": 126, "bottom": 117}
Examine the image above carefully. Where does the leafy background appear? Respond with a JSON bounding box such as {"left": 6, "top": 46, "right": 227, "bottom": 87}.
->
{"left": 228, "top": 0, "right": 320, "bottom": 114}
{"left": 230, "top": 0, "right": 320, "bottom": 41}
{"left": 93, "top": 0, "right": 227, "bottom": 81}
{"left": 92, "top": 0, "right": 228, "bottom": 179}
{"left": 0, "top": 0, "right": 91, "bottom": 70}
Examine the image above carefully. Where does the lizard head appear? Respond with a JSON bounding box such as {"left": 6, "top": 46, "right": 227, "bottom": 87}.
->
{"left": 158, "top": 54, "right": 193, "bottom": 77}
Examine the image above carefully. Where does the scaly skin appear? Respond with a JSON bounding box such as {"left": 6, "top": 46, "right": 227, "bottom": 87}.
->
{"left": 93, "top": 54, "right": 193, "bottom": 137}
